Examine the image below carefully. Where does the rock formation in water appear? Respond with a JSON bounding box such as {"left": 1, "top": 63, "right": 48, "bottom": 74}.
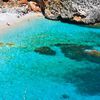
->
{"left": 84, "top": 49, "right": 100, "bottom": 57}
{"left": 42, "top": 0, "right": 100, "bottom": 24}
{"left": 34, "top": 46, "right": 56, "bottom": 55}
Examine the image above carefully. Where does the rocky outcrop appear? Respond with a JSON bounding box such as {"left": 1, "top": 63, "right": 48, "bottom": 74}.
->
{"left": 28, "top": 1, "right": 41, "bottom": 12}
{"left": 17, "top": 0, "right": 28, "bottom": 4}
{"left": 43, "top": 0, "right": 100, "bottom": 24}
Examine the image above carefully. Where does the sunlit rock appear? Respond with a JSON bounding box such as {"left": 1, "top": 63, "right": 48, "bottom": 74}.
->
{"left": 43, "top": 0, "right": 100, "bottom": 24}
{"left": 28, "top": 1, "right": 41, "bottom": 12}
{"left": 84, "top": 49, "right": 100, "bottom": 57}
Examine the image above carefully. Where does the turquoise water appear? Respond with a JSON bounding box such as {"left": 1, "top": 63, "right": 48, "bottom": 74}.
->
{"left": 0, "top": 17, "right": 100, "bottom": 100}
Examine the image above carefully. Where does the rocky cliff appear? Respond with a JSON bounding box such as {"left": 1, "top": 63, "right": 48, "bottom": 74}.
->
{"left": 43, "top": 0, "right": 100, "bottom": 24}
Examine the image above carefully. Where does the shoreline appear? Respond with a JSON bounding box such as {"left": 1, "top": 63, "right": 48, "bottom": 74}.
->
{"left": 0, "top": 12, "right": 43, "bottom": 32}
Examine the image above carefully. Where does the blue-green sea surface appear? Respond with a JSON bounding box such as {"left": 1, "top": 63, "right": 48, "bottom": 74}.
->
{"left": 0, "top": 17, "right": 100, "bottom": 100}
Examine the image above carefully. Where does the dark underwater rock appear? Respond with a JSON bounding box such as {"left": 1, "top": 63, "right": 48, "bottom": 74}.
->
{"left": 61, "top": 94, "right": 69, "bottom": 99}
{"left": 34, "top": 46, "right": 56, "bottom": 55}
{"left": 43, "top": 0, "right": 100, "bottom": 24}
{"left": 55, "top": 43, "right": 100, "bottom": 63}
{"left": 55, "top": 43, "right": 92, "bottom": 61}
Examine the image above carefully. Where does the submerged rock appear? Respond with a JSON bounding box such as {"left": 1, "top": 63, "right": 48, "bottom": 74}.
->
{"left": 55, "top": 43, "right": 92, "bottom": 61}
{"left": 55, "top": 43, "right": 100, "bottom": 63}
{"left": 34, "top": 46, "right": 56, "bottom": 55}
{"left": 61, "top": 94, "right": 69, "bottom": 99}
{"left": 84, "top": 49, "right": 100, "bottom": 57}
{"left": 6, "top": 42, "right": 15, "bottom": 47}
{"left": 43, "top": 0, "right": 100, "bottom": 24}
{"left": 0, "top": 42, "right": 4, "bottom": 47}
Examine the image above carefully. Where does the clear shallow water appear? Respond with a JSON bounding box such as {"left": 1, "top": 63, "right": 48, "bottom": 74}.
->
{"left": 0, "top": 17, "right": 100, "bottom": 100}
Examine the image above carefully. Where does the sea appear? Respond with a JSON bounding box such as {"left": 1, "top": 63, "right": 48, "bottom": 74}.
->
{"left": 0, "top": 17, "right": 100, "bottom": 100}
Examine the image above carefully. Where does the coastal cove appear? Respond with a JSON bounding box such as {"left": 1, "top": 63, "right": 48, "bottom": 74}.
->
{"left": 0, "top": 16, "right": 100, "bottom": 100}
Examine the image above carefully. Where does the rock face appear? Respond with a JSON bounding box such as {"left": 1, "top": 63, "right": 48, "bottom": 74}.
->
{"left": 43, "top": 0, "right": 100, "bottom": 24}
{"left": 28, "top": 1, "right": 41, "bottom": 12}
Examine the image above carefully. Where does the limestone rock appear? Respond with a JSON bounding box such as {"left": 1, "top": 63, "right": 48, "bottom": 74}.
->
{"left": 43, "top": 0, "right": 100, "bottom": 24}
{"left": 28, "top": 1, "right": 41, "bottom": 12}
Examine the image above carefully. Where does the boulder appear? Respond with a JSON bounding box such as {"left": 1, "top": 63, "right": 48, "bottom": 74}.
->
{"left": 28, "top": 1, "right": 41, "bottom": 12}
{"left": 17, "top": 0, "right": 28, "bottom": 4}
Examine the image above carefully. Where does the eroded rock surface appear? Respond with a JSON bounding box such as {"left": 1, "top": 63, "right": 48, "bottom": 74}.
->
{"left": 43, "top": 0, "right": 100, "bottom": 24}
